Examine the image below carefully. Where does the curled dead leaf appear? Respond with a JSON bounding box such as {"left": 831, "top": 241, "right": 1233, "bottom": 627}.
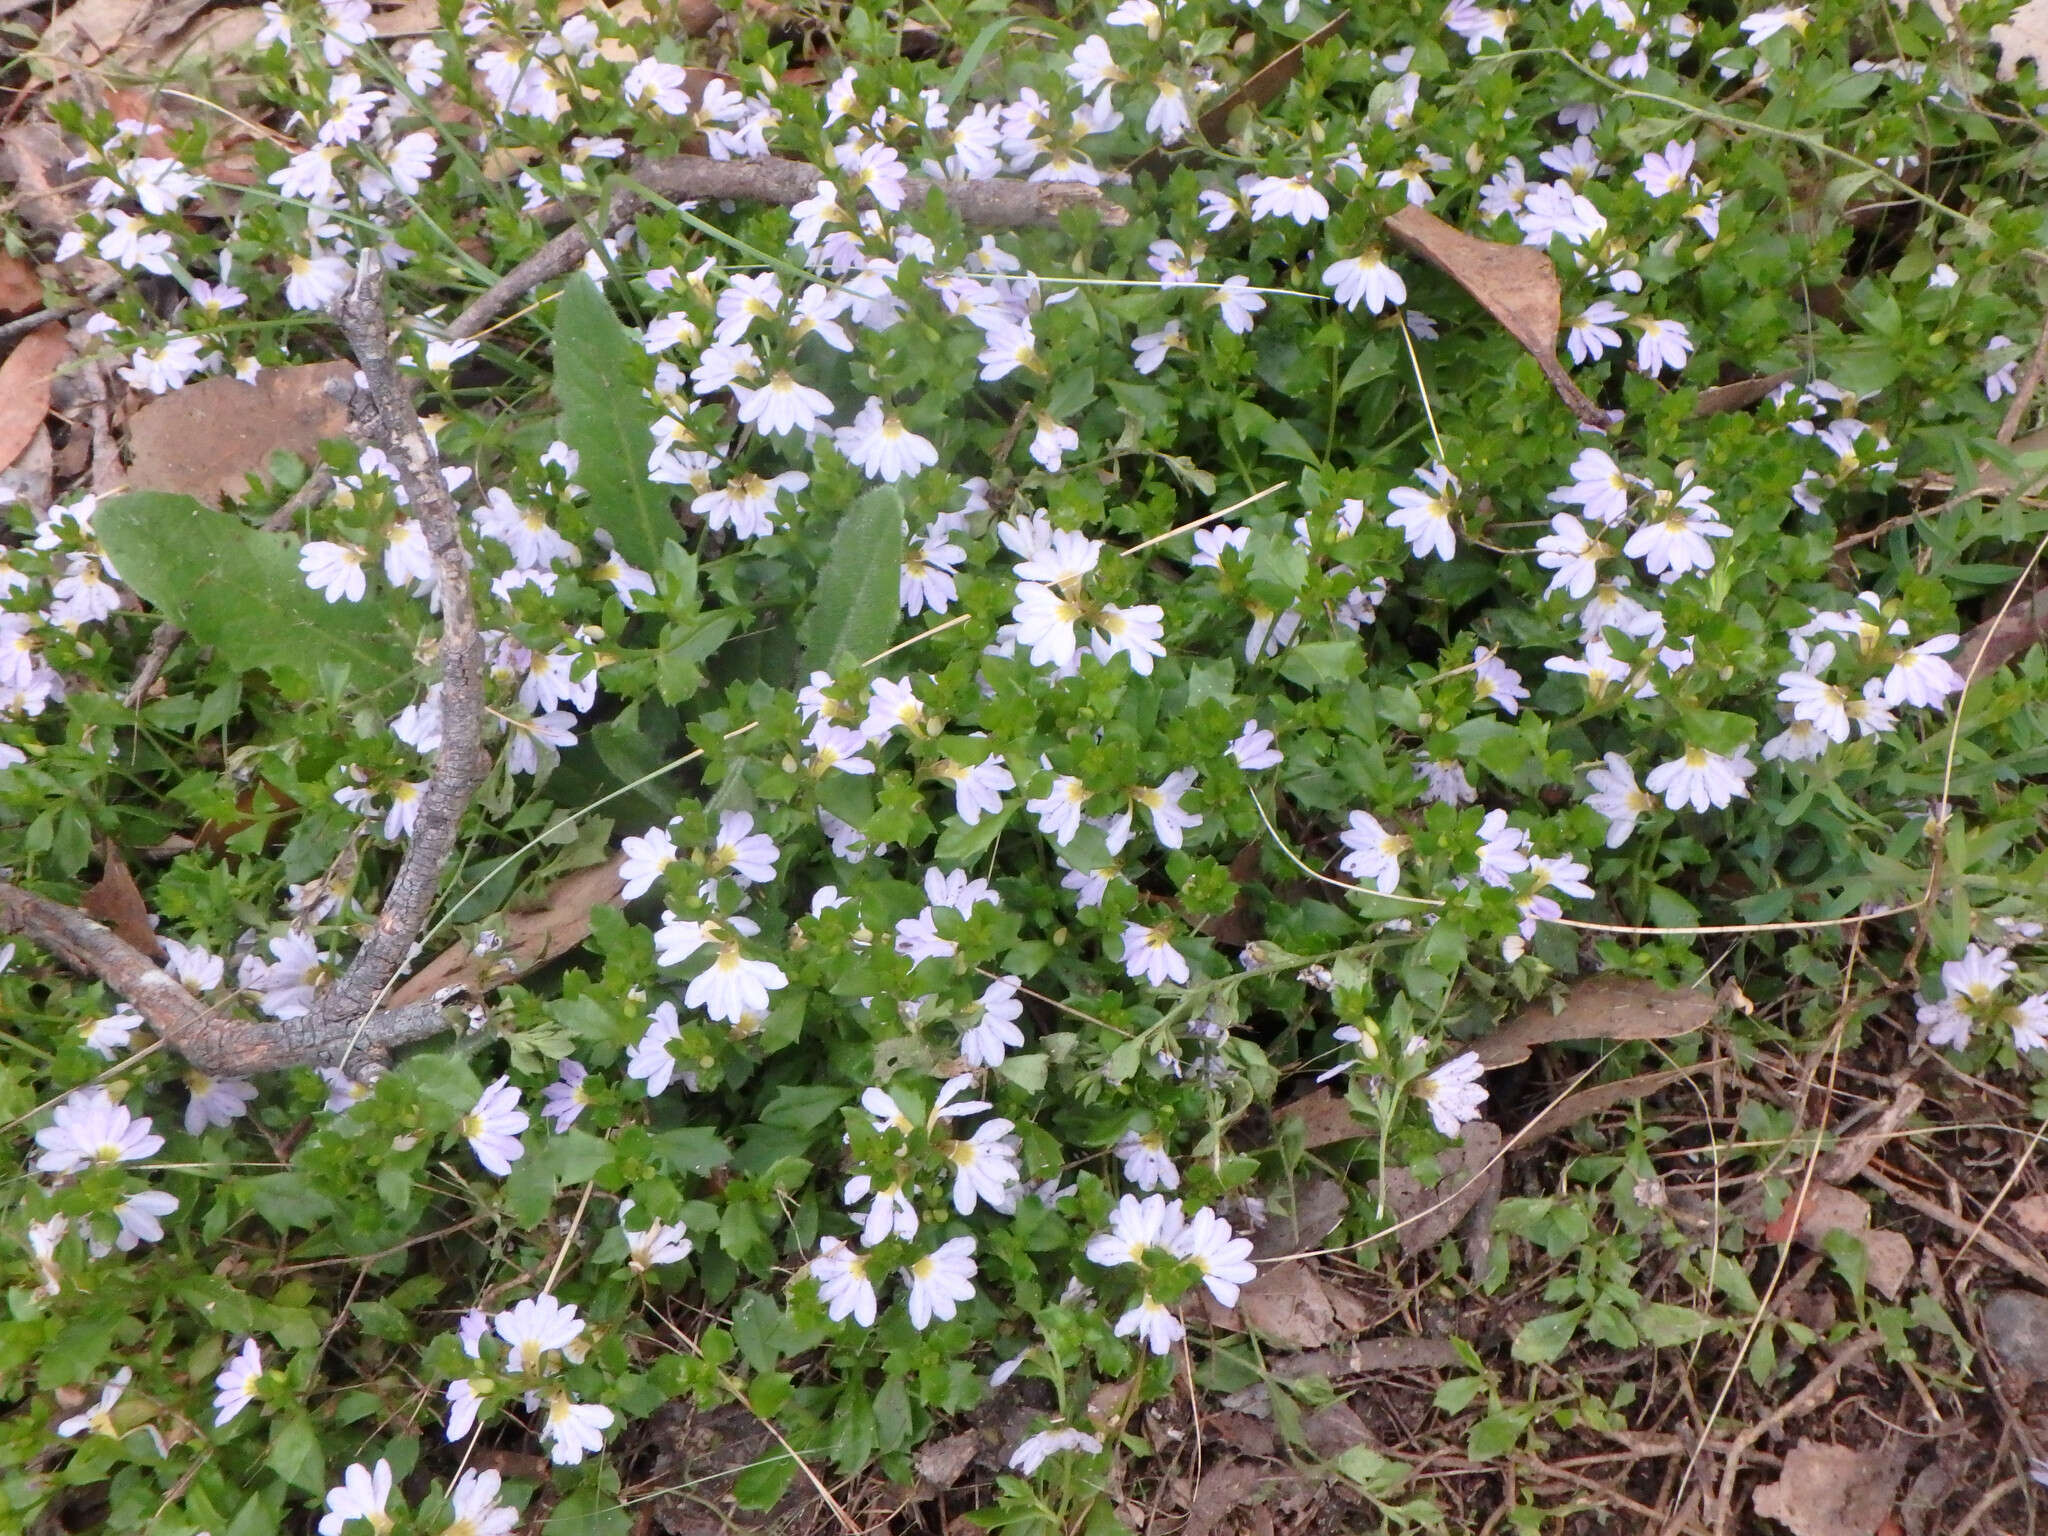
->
{"left": 1694, "top": 369, "right": 1799, "bottom": 418}
{"left": 1471, "top": 974, "right": 1718, "bottom": 1070}
{"left": 390, "top": 855, "right": 626, "bottom": 1007}
{"left": 1207, "top": 1259, "right": 1366, "bottom": 1350}
{"left": 1752, "top": 1439, "right": 1904, "bottom": 1536}
{"left": 82, "top": 846, "right": 163, "bottom": 961}
{"left": 0, "top": 325, "right": 72, "bottom": 474}
{"left": 1379, "top": 1120, "right": 1502, "bottom": 1257}
{"left": 1385, "top": 204, "right": 1614, "bottom": 430}
{"left": 0, "top": 254, "right": 41, "bottom": 315}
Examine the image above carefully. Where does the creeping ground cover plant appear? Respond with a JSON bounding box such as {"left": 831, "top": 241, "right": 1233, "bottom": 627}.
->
{"left": 2, "top": 0, "right": 2048, "bottom": 1529}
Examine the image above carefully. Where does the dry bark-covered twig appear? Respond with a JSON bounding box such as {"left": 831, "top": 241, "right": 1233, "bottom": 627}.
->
{"left": 0, "top": 879, "right": 455, "bottom": 1074}
{"left": 310, "top": 251, "right": 488, "bottom": 1067}
{"left": 447, "top": 154, "right": 1128, "bottom": 341}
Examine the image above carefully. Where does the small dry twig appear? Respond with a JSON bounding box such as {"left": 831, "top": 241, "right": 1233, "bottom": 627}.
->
{"left": 447, "top": 154, "right": 1127, "bottom": 341}
{"left": 0, "top": 879, "right": 454, "bottom": 1074}
{"left": 310, "top": 251, "right": 488, "bottom": 1068}
{"left": 1996, "top": 306, "right": 2048, "bottom": 446}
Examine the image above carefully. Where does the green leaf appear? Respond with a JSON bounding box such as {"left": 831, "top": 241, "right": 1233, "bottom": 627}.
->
{"left": 541, "top": 1128, "right": 616, "bottom": 1183}
{"left": 798, "top": 485, "right": 904, "bottom": 671}
{"left": 269, "top": 1415, "right": 327, "bottom": 1494}
{"left": 96, "top": 492, "right": 412, "bottom": 692}
{"left": 553, "top": 273, "right": 675, "bottom": 570}
{"left": 1510, "top": 1308, "right": 1582, "bottom": 1365}
{"left": 546, "top": 1487, "right": 632, "bottom": 1536}
{"left": 874, "top": 1375, "right": 914, "bottom": 1454}
{"left": 1635, "top": 1302, "right": 1716, "bottom": 1349}
{"left": 1432, "top": 1376, "right": 1486, "bottom": 1414}
{"left": 243, "top": 1173, "right": 338, "bottom": 1233}
{"left": 653, "top": 1126, "right": 729, "bottom": 1174}
{"left": 1466, "top": 1411, "right": 1527, "bottom": 1462}
{"left": 732, "top": 1456, "right": 796, "bottom": 1512}
{"left": 934, "top": 804, "right": 1016, "bottom": 863}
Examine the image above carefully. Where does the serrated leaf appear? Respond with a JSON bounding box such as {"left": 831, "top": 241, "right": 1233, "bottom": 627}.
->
{"left": 798, "top": 486, "right": 904, "bottom": 671}
{"left": 553, "top": 274, "right": 675, "bottom": 570}
{"left": 96, "top": 492, "right": 413, "bottom": 692}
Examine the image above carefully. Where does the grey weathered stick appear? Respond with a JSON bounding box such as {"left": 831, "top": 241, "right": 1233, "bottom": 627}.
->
{"left": 0, "top": 879, "right": 454, "bottom": 1073}
{"left": 310, "top": 251, "right": 488, "bottom": 1068}
{"left": 446, "top": 154, "right": 1127, "bottom": 341}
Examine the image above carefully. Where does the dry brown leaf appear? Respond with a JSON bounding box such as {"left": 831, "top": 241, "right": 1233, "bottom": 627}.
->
{"left": 1385, "top": 204, "right": 1613, "bottom": 430}
{"left": 1275, "top": 1086, "right": 1364, "bottom": 1149}
{"left": 31, "top": 0, "right": 152, "bottom": 73}
{"left": 82, "top": 847, "right": 163, "bottom": 960}
{"left": 1752, "top": 1440, "right": 1904, "bottom": 1536}
{"left": 1817, "top": 1083, "right": 1924, "bottom": 1185}
{"left": 1209, "top": 1260, "right": 1353, "bottom": 1350}
{"left": 1301, "top": 1402, "right": 1373, "bottom": 1460}
{"left": 369, "top": 0, "right": 452, "bottom": 34}
{"left": 1518, "top": 1067, "right": 1700, "bottom": 1146}
{"left": 124, "top": 361, "right": 354, "bottom": 505}
{"left": 151, "top": 6, "right": 269, "bottom": 68}
{"left": 1269, "top": 1337, "right": 1462, "bottom": 1382}
{"left": 1381, "top": 1121, "right": 1503, "bottom": 1256}
{"left": 1993, "top": 0, "right": 2048, "bottom": 81}
{"left": 913, "top": 1432, "right": 978, "bottom": 1494}
{"left": 1957, "top": 588, "right": 2048, "bottom": 681}
{"left": 1764, "top": 1181, "right": 1912, "bottom": 1299}
{"left": 1249, "top": 1177, "right": 1347, "bottom": 1259}
{"left": 0, "top": 325, "right": 71, "bottom": 474}
{"left": 390, "top": 855, "right": 627, "bottom": 1007}
{"left": 1694, "top": 369, "right": 1799, "bottom": 418}
{"left": 0, "top": 254, "right": 41, "bottom": 316}
{"left": 1185, "top": 1462, "right": 1265, "bottom": 1536}
{"left": 32, "top": 0, "right": 214, "bottom": 82}
{"left": 1206, "top": 1411, "right": 1278, "bottom": 1459}
{"left": 2008, "top": 1193, "right": 2048, "bottom": 1239}
{"left": 1471, "top": 975, "right": 1717, "bottom": 1070}
{"left": 0, "top": 424, "right": 54, "bottom": 511}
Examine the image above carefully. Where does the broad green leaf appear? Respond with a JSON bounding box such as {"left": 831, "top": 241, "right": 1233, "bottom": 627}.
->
{"left": 1510, "top": 1308, "right": 1582, "bottom": 1365}
{"left": 96, "top": 492, "right": 413, "bottom": 692}
{"left": 732, "top": 1456, "right": 796, "bottom": 1512}
{"left": 798, "top": 485, "right": 904, "bottom": 671}
{"left": 243, "top": 1172, "right": 339, "bottom": 1232}
{"left": 545, "top": 1487, "right": 632, "bottom": 1536}
{"left": 1635, "top": 1302, "right": 1717, "bottom": 1348}
{"left": 1466, "top": 1411, "right": 1526, "bottom": 1461}
{"left": 269, "top": 1415, "right": 327, "bottom": 1494}
{"left": 553, "top": 273, "right": 675, "bottom": 570}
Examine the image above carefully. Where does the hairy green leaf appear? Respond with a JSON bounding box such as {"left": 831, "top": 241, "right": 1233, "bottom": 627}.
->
{"left": 96, "top": 492, "right": 414, "bottom": 693}
{"left": 553, "top": 273, "right": 675, "bottom": 570}
{"left": 798, "top": 485, "right": 904, "bottom": 672}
